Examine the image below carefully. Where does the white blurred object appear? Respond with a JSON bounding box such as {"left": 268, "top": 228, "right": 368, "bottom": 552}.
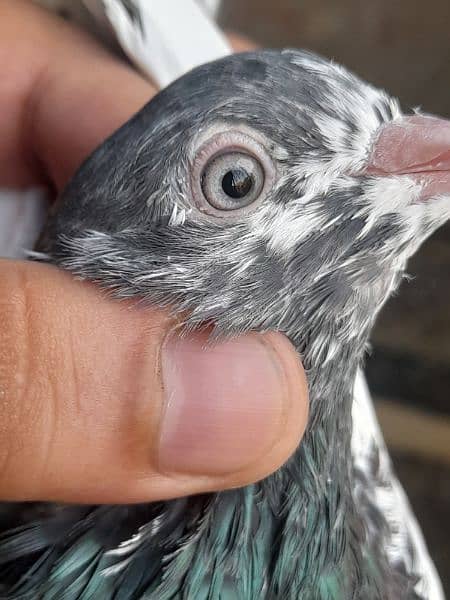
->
{"left": 83, "top": 0, "right": 229, "bottom": 87}
{"left": 0, "top": 190, "right": 48, "bottom": 259}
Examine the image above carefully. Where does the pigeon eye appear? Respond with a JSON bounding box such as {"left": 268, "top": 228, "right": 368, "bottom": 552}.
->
{"left": 191, "top": 130, "right": 275, "bottom": 216}
{"left": 201, "top": 152, "right": 264, "bottom": 210}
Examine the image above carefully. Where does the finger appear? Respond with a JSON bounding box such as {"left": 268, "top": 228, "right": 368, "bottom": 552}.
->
{"left": 0, "top": 259, "right": 308, "bottom": 503}
{"left": 0, "top": 2, "right": 258, "bottom": 192}
{"left": 0, "top": 0, "right": 155, "bottom": 190}
{"left": 226, "top": 32, "right": 258, "bottom": 52}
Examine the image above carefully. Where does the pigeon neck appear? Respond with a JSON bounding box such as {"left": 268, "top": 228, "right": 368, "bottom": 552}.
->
{"left": 290, "top": 335, "right": 360, "bottom": 510}
{"left": 267, "top": 334, "right": 372, "bottom": 594}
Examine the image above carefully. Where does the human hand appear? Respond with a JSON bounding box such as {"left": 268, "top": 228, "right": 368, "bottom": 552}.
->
{"left": 0, "top": 0, "right": 308, "bottom": 504}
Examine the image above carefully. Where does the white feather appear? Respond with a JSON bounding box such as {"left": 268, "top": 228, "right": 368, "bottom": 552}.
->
{"left": 82, "top": 0, "right": 230, "bottom": 87}
{"left": 197, "top": 0, "right": 222, "bottom": 18}
{"left": 352, "top": 372, "right": 445, "bottom": 600}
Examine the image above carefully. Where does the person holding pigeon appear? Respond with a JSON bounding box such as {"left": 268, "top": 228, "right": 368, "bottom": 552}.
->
{"left": 0, "top": 1, "right": 309, "bottom": 503}
{"left": 1, "top": 2, "right": 448, "bottom": 599}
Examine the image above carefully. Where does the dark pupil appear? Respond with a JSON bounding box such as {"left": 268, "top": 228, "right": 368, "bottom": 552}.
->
{"left": 221, "top": 168, "right": 253, "bottom": 199}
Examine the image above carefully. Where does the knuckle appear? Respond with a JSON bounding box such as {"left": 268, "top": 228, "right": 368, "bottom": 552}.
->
{"left": 0, "top": 262, "right": 54, "bottom": 490}
{"left": 0, "top": 262, "right": 37, "bottom": 405}
{"left": 0, "top": 262, "right": 31, "bottom": 408}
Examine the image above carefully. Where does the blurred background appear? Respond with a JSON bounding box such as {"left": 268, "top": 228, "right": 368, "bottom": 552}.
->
{"left": 216, "top": 0, "right": 450, "bottom": 592}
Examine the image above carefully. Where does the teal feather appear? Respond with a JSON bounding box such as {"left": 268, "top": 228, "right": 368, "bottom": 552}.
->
{"left": 43, "top": 536, "right": 102, "bottom": 599}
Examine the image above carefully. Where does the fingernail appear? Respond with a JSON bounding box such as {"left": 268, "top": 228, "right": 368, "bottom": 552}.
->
{"left": 159, "top": 332, "right": 288, "bottom": 475}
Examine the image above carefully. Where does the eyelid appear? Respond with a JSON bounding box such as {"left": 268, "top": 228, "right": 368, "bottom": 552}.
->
{"left": 190, "top": 130, "right": 277, "bottom": 218}
{"left": 194, "top": 131, "right": 264, "bottom": 164}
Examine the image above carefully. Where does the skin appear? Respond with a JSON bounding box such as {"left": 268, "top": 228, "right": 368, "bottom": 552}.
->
{"left": 0, "top": 1, "right": 308, "bottom": 503}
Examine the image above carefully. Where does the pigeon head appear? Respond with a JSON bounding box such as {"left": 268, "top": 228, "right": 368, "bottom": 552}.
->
{"left": 45, "top": 49, "right": 450, "bottom": 375}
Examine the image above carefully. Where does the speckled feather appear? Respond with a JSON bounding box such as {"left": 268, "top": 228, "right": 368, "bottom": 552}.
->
{"left": 0, "top": 49, "right": 448, "bottom": 599}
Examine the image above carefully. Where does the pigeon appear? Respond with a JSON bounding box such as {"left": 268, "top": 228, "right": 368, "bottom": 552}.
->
{"left": 0, "top": 45, "right": 449, "bottom": 599}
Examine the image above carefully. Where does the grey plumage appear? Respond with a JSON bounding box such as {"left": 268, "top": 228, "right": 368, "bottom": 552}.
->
{"left": 1, "top": 49, "right": 449, "bottom": 599}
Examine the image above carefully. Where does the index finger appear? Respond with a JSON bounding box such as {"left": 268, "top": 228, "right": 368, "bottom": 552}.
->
{"left": 0, "top": 0, "right": 155, "bottom": 191}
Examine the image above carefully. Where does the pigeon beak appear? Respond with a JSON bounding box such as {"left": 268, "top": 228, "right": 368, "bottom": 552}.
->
{"left": 366, "top": 114, "right": 450, "bottom": 199}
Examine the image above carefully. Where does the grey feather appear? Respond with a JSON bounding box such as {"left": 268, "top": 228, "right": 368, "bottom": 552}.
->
{"left": 1, "top": 49, "right": 449, "bottom": 599}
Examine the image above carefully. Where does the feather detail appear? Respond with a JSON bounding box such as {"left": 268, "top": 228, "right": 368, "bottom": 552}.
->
{"left": 352, "top": 373, "right": 445, "bottom": 600}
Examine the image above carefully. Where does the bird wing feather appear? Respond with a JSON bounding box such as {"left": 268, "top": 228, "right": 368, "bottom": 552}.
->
{"left": 352, "top": 372, "right": 444, "bottom": 600}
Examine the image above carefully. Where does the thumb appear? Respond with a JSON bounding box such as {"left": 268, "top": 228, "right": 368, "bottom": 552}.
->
{"left": 0, "top": 259, "right": 308, "bottom": 503}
